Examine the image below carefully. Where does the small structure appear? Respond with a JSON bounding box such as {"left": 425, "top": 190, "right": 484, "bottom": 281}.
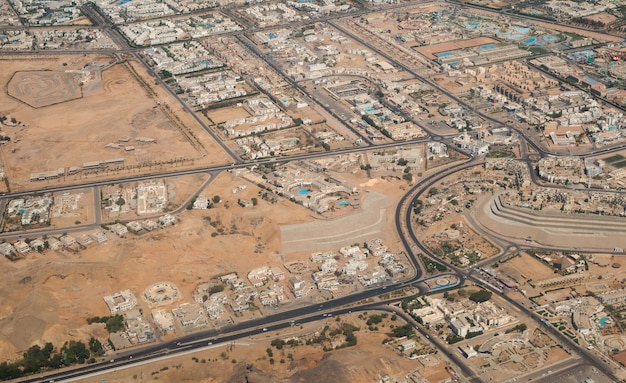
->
{"left": 29, "top": 238, "right": 45, "bottom": 251}
{"left": 103, "top": 289, "right": 138, "bottom": 313}
{"left": 13, "top": 240, "right": 30, "bottom": 254}
{"left": 59, "top": 234, "right": 76, "bottom": 247}
{"left": 109, "top": 223, "right": 128, "bottom": 236}
{"left": 289, "top": 276, "right": 308, "bottom": 298}
{"left": 91, "top": 230, "right": 108, "bottom": 243}
{"left": 0, "top": 243, "right": 14, "bottom": 256}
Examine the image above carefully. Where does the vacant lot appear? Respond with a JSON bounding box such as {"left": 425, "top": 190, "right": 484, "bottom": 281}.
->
{"left": 0, "top": 55, "right": 231, "bottom": 191}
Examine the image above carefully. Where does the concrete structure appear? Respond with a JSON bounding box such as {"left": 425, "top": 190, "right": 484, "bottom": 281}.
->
{"left": 104, "top": 289, "right": 138, "bottom": 314}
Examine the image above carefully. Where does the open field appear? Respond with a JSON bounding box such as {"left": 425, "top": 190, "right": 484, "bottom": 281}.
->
{"left": 0, "top": 165, "right": 412, "bottom": 363}
{"left": 71, "top": 312, "right": 452, "bottom": 383}
{"left": 0, "top": 55, "right": 232, "bottom": 191}
{"left": 0, "top": 170, "right": 314, "bottom": 360}
{"left": 500, "top": 252, "right": 556, "bottom": 286}
{"left": 50, "top": 188, "right": 96, "bottom": 228}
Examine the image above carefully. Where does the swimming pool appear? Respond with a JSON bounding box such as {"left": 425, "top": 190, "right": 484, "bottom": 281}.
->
{"left": 338, "top": 200, "right": 349, "bottom": 207}
{"left": 599, "top": 317, "right": 610, "bottom": 327}
{"left": 480, "top": 44, "right": 496, "bottom": 50}
{"left": 543, "top": 35, "right": 557, "bottom": 42}
{"left": 298, "top": 189, "right": 310, "bottom": 195}
{"left": 584, "top": 76, "right": 597, "bottom": 84}
{"left": 523, "top": 37, "right": 536, "bottom": 45}
{"left": 464, "top": 21, "right": 481, "bottom": 30}
{"left": 437, "top": 51, "right": 453, "bottom": 58}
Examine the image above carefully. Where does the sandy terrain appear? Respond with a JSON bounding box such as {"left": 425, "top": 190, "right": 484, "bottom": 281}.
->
{"left": 0, "top": 162, "right": 416, "bottom": 370}
{"left": 499, "top": 252, "right": 555, "bottom": 286}
{"left": 583, "top": 12, "right": 618, "bottom": 25}
{"left": 71, "top": 312, "right": 452, "bottom": 383}
{"left": 0, "top": 170, "right": 315, "bottom": 360}
{"left": 0, "top": 55, "right": 232, "bottom": 191}
{"left": 50, "top": 188, "right": 96, "bottom": 227}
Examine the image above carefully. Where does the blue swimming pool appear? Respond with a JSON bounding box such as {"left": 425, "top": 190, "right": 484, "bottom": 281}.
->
{"left": 584, "top": 76, "right": 597, "bottom": 84}
{"left": 298, "top": 189, "right": 310, "bottom": 195}
{"left": 338, "top": 200, "right": 349, "bottom": 207}
{"left": 464, "top": 21, "right": 481, "bottom": 30}
{"left": 437, "top": 51, "right": 453, "bottom": 58}
{"left": 543, "top": 35, "right": 557, "bottom": 42}
{"left": 599, "top": 317, "right": 610, "bottom": 327}
{"left": 480, "top": 44, "right": 496, "bottom": 50}
{"left": 523, "top": 37, "right": 536, "bottom": 45}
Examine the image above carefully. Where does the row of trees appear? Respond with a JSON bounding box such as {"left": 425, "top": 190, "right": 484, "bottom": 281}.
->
{"left": 0, "top": 338, "right": 104, "bottom": 381}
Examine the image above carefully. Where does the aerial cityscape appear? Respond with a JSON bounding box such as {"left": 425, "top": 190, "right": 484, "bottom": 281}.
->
{"left": 0, "top": 0, "right": 626, "bottom": 382}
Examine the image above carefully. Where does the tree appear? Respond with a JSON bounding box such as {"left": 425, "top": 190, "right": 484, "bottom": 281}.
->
{"left": 212, "top": 195, "right": 221, "bottom": 203}
{"left": 209, "top": 284, "right": 224, "bottom": 294}
{"left": 469, "top": 290, "right": 492, "bottom": 303}
{"left": 88, "top": 337, "right": 104, "bottom": 356}
{"left": 115, "top": 197, "right": 125, "bottom": 206}
{"left": 392, "top": 324, "right": 414, "bottom": 337}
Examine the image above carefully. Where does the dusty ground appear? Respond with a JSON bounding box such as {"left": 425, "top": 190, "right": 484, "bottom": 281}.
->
{"left": 0, "top": 170, "right": 315, "bottom": 360}
{"left": 581, "top": 12, "right": 618, "bottom": 26}
{"left": 0, "top": 55, "right": 231, "bottom": 191}
{"left": 0, "top": 163, "right": 417, "bottom": 374}
{"left": 49, "top": 188, "right": 96, "bottom": 228}
{"left": 71, "top": 312, "right": 451, "bottom": 383}
{"left": 500, "top": 252, "right": 556, "bottom": 286}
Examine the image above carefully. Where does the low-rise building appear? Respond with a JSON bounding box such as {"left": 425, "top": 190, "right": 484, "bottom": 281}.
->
{"left": 159, "top": 214, "right": 176, "bottom": 226}
{"left": 172, "top": 303, "right": 206, "bottom": 327}
{"left": 127, "top": 221, "right": 143, "bottom": 233}
{"left": 289, "top": 276, "right": 308, "bottom": 298}
{"left": 47, "top": 237, "right": 63, "bottom": 250}
{"left": 29, "top": 238, "right": 45, "bottom": 251}
{"left": 91, "top": 231, "right": 108, "bottom": 243}
{"left": 59, "top": 234, "right": 76, "bottom": 247}
{"left": 0, "top": 243, "right": 13, "bottom": 256}
{"left": 103, "top": 289, "right": 138, "bottom": 314}
{"left": 151, "top": 309, "right": 175, "bottom": 333}
{"left": 76, "top": 234, "right": 93, "bottom": 247}
{"left": 142, "top": 220, "right": 158, "bottom": 231}
{"left": 13, "top": 240, "right": 30, "bottom": 254}
{"left": 109, "top": 223, "right": 128, "bottom": 236}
